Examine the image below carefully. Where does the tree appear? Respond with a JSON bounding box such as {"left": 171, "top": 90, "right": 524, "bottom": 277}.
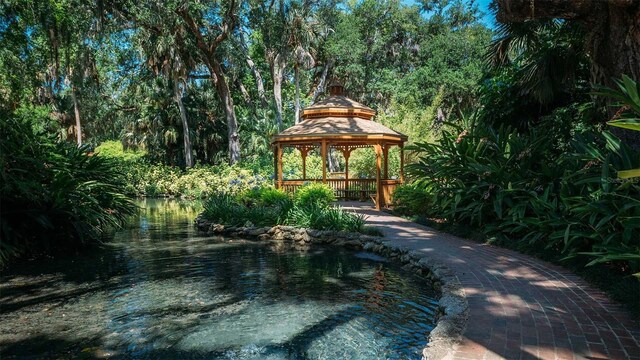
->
{"left": 496, "top": 0, "right": 639, "bottom": 92}
{"left": 251, "top": 0, "right": 289, "bottom": 129}
{"left": 177, "top": 0, "right": 242, "bottom": 164}
{"left": 138, "top": 19, "right": 197, "bottom": 167}
{"left": 287, "top": 2, "right": 318, "bottom": 123}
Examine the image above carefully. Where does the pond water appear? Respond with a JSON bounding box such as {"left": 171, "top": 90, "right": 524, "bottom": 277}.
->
{"left": 0, "top": 199, "right": 438, "bottom": 359}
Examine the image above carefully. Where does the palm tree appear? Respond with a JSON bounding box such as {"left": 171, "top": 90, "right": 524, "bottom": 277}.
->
{"left": 486, "top": 20, "right": 585, "bottom": 106}
{"left": 139, "top": 24, "right": 197, "bottom": 167}
{"left": 287, "top": 3, "right": 318, "bottom": 124}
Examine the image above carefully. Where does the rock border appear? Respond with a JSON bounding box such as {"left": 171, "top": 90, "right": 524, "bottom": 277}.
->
{"left": 195, "top": 217, "right": 468, "bottom": 360}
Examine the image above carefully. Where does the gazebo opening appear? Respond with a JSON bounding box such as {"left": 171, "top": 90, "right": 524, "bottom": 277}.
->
{"left": 271, "top": 84, "right": 408, "bottom": 210}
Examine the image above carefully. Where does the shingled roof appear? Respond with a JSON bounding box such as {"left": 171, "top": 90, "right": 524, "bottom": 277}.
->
{"left": 273, "top": 86, "right": 406, "bottom": 143}
{"left": 273, "top": 116, "right": 407, "bottom": 141}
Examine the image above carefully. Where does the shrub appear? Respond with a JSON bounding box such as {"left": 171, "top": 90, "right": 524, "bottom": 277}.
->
{"left": 95, "top": 140, "right": 146, "bottom": 162}
{"left": 202, "top": 194, "right": 285, "bottom": 227}
{"left": 245, "top": 187, "right": 292, "bottom": 208}
{"left": 295, "top": 183, "right": 336, "bottom": 208}
{"left": 201, "top": 186, "right": 370, "bottom": 234}
{"left": 0, "top": 112, "right": 136, "bottom": 264}
{"left": 392, "top": 184, "right": 433, "bottom": 216}
{"left": 284, "top": 205, "right": 366, "bottom": 232}
{"left": 408, "top": 119, "right": 640, "bottom": 275}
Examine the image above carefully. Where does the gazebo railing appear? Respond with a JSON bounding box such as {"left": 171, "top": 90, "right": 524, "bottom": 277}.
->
{"left": 279, "top": 179, "right": 400, "bottom": 202}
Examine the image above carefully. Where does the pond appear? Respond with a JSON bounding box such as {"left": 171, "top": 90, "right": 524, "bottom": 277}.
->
{"left": 0, "top": 199, "right": 439, "bottom": 359}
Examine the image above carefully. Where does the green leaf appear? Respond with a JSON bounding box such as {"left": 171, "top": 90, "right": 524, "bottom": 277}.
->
{"left": 607, "top": 119, "right": 640, "bottom": 131}
{"left": 618, "top": 168, "right": 640, "bottom": 179}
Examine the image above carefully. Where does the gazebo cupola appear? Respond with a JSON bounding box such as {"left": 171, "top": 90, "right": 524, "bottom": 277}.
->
{"left": 271, "top": 83, "right": 407, "bottom": 210}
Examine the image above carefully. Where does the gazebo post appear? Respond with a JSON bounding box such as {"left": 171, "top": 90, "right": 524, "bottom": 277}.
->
{"left": 321, "top": 140, "right": 327, "bottom": 184}
{"left": 383, "top": 144, "right": 389, "bottom": 180}
{"left": 273, "top": 145, "right": 278, "bottom": 189}
{"left": 341, "top": 147, "right": 352, "bottom": 200}
{"left": 374, "top": 144, "right": 382, "bottom": 210}
{"left": 276, "top": 143, "right": 283, "bottom": 188}
{"left": 400, "top": 145, "right": 405, "bottom": 183}
{"left": 300, "top": 147, "right": 309, "bottom": 180}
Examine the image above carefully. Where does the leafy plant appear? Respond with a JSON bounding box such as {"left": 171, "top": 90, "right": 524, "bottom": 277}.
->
{"left": 391, "top": 184, "right": 433, "bottom": 216}
{"left": 294, "top": 183, "right": 336, "bottom": 208}
{"left": 0, "top": 111, "right": 137, "bottom": 264}
{"left": 202, "top": 185, "right": 369, "bottom": 234}
{"left": 284, "top": 205, "right": 366, "bottom": 233}
{"left": 596, "top": 74, "right": 640, "bottom": 179}
{"left": 407, "top": 118, "right": 640, "bottom": 277}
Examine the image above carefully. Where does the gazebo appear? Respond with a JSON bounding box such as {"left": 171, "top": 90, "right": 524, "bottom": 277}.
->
{"left": 271, "top": 84, "right": 408, "bottom": 210}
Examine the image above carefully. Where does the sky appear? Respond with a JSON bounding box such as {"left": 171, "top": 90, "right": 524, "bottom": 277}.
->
{"left": 475, "top": 0, "right": 497, "bottom": 28}
{"left": 404, "top": 0, "right": 497, "bottom": 29}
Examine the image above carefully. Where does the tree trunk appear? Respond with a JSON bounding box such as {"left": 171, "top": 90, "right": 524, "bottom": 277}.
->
{"left": 235, "top": 78, "right": 253, "bottom": 109}
{"left": 497, "top": 0, "right": 640, "bottom": 146}
{"left": 311, "top": 60, "right": 332, "bottom": 104}
{"left": 212, "top": 61, "right": 241, "bottom": 165}
{"left": 67, "top": 69, "right": 82, "bottom": 146}
{"left": 271, "top": 52, "right": 286, "bottom": 130}
{"left": 497, "top": 0, "right": 640, "bottom": 90}
{"left": 239, "top": 32, "right": 268, "bottom": 108}
{"left": 294, "top": 64, "right": 301, "bottom": 124}
{"left": 246, "top": 56, "right": 268, "bottom": 108}
{"left": 174, "top": 77, "right": 193, "bottom": 167}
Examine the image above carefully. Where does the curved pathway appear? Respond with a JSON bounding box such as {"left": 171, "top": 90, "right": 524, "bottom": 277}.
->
{"left": 342, "top": 202, "right": 640, "bottom": 360}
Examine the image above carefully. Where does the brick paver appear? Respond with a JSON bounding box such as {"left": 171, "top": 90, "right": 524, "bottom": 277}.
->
{"left": 342, "top": 202, "right": 640, "bottom": 360}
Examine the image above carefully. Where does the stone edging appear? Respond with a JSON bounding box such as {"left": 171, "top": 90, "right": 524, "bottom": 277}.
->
{"left": 195, "top": 217, "right": 468, "bottom": 360}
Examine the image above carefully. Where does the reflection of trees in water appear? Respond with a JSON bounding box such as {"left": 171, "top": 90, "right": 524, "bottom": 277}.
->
{"left": 365, "top": 264, "right": 388, "bottom": 310}
{"left": 1, "top": 200, "right": 437, "bottom": 359}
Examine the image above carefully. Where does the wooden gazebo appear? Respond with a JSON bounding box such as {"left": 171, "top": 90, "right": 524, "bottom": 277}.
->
{"left": 271, "top": 84, "right": 407, "bottom": 210}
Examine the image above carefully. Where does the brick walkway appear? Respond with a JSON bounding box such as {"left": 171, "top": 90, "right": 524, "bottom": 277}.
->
{"left": 341, "top": 202, "right": 640, "bottom": 360}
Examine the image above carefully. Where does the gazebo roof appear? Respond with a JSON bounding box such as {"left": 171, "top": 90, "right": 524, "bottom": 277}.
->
{"left": 273, "top": 85, "right": 407, "bottom": 144}
{"left": 272, "top": 116, "right": 407, "bottom": 143}
{"left": 301, "top": 95, "right": 376, "bottom": 120}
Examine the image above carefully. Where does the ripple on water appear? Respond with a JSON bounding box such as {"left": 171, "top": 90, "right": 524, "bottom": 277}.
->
{"left": 0, "top": 199, "right": 438, "bottom": 359}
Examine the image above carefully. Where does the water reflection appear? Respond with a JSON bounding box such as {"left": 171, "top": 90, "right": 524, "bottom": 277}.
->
{"left": 0, "top": 199, "right": 437, "bottom": 359}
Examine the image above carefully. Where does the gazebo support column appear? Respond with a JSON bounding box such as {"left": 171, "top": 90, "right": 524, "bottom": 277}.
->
{"left": 273, "top": 145, "right": 278, "bottom": 189}
{"left": 374, "top": 144, "right": 382, "bottom": 210}
{"left": 383, "top": 144, "right": 389, "bottom": 180}
{"left": 400, "top": 145, "right": 405, "bottom": 182}
{"left": 299, "top": 147, "right": 310, "bottom": 180}
{"left": 341, "top": 148, "right": 352, "bottom": 200}
{"left": 276, "top": 144, "right": 283, "bottom": 189}
{"left": 321, "top": 140, "right": 327, "bottom": 184}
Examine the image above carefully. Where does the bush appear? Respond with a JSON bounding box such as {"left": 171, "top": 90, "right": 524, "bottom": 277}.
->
{"left": 202, "top": 194, "right": 286, "bottom": 227}
{"left": 407, "top": 120, "right": 640, "bottom": 276}
{"left": 294, "top": 183, "right": 336, "bottom": 208}
{"left": 95, "top": 140, "right": 146, "bottom": 162}
{"left": 284, "top": 205, "right": 366, "bottom": 232}
{"left": 241, "top": 187, "right": 292, "bottom": 208}
{"left": 201, "top": 186, "right": 370, "bottom": 234}
{"left": 0, "top": 111, "right": 136, "bottom": 264}
{"left": 392, "top": 184, "right": 433, "bottom": 216}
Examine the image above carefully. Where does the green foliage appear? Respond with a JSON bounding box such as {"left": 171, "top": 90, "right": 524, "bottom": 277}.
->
{"left": 95, "top": 140, "right": 146, "bottom": 162}
{"left": 202, "top": 193, "right": 287, "bottom": 227}
{"left": 294, "top": 183, "right": 336, "bottom": 208}
{"left": 284, "top": 205, "right": 366, "bottom": 233}
{"left": 0, "top": 110, "right": 136, "bottom": 264}
{"left": 119, "top": 163, "right": 270, "bottom": 199}
{"left": 254, "top": 188, "right": 291, "bottom": 207}
{"left": 202, "top": 185, "right": 368, "bottom": 234}
{"left": 407, "top": 120, "right": 640, "bottom": 277}
{"left": 282, "top": 151, "right": 323, "bottom": 179}
{"left": 391, "top": 184, "right": 433, "bottom": 216}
